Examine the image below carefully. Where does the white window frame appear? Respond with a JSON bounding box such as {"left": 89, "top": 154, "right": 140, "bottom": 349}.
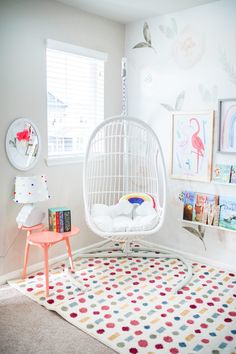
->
{"left": 46, "top": 39, "right": 107, "bottom": 166}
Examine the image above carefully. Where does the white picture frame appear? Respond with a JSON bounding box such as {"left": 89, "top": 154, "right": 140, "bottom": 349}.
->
{"left": 5, "top": 118, "right": 41, "bottom": 171}
{"left": 171, "top": 111, "right": 214, "bottom": 182}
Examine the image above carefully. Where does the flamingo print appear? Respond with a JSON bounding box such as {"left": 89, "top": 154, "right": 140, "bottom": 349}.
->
{"left": 190, "top": 118, "right": 204, "bottom": 173}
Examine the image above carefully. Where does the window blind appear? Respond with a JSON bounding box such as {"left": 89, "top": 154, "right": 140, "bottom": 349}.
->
{"left": 46, "top": 40, "right": 105, "bottom": 157}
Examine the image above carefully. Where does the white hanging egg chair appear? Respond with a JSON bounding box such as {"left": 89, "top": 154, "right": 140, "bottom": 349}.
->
{"left": 79, "top": 115, "right": 192, "bottom": 291}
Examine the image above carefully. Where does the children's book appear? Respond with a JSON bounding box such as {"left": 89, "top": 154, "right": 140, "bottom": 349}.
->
{"left": 230, "top": 165, "right": 236, "bottom": 184}
{"left": 194, "top": 193, "right": 207, "bottom": 223}
{"left": 183, "top": 191, "right": 196, "bottom": 221}
{"left": 219, "top": 196, "right": 236, "bottom": 230}
{"left": 212, "top": 164, "right": 231, "bottom": 183}
{"left": 48, "top": 207, "right": 71, "bottom": 232}
{"left": 203, "top": 194, "right": 219, "bottom": 226}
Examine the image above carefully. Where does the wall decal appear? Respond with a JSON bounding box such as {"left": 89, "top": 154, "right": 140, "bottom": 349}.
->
{"left": 198, "top": 84, "right": 218, "bottom": 103}
{"left": 172, "top": 26, "right": 205, "bottom": 69}
{"left": 159, "top": 17, "right": 177, "bottom": 39}
{"left": 133, "top": 22, "right": 156, "bottom": 53}
{"left": 183, "top": 225, "right": 206, "bottom": 250}
{"left": 161, "top": 90, "right": 185, "bottom": 111}
{"left": 219, "top": 49, "right": 236, "bottom": 85}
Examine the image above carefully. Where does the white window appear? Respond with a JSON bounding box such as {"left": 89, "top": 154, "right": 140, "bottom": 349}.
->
{"left": 46, "top": 39, "right": 107, "bottom": 165}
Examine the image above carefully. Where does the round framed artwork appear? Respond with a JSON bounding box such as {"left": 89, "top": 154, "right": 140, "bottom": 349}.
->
{"left": 5, "top": 118, "right": 41, "bottom": 171}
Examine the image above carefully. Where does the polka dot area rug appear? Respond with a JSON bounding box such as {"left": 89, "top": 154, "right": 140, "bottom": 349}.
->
{"left": 9, "top": 257, "right": 236, "bottom": 354}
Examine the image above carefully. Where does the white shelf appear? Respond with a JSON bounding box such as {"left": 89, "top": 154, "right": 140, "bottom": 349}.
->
{"left": 211, "top": 181, "right": 236, "bottom": 186}
{"left": 179, "top": 219, "right": 236, "bottom": 233}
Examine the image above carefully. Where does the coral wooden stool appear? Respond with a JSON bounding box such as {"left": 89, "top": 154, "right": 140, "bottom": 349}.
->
{"left": 21, "top": 224, "right": 45, "bottom": 277}
{"left": 22, "top": 225, "right": 80, "bottom": 297}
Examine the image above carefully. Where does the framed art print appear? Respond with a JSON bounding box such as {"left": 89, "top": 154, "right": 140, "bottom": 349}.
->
{"left": 219, "top": 98, "right": 236, "bottom": 153}
{"left": 5, "top": 118, "right": 41, "bottom": 171}
{"left": 171, "top": 111, "right": 214, "bottom": 182}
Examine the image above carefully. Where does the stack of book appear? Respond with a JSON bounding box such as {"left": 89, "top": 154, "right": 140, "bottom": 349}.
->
{"left": 48, "top": 207, "right": 71, "bottom": 232}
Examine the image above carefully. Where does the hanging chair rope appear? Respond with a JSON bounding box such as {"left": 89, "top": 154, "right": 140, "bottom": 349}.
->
{"left": 121, "top": 57, "right": 128, "bottom": 117}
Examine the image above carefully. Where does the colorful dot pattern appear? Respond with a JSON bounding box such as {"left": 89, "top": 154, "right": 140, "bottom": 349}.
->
{"left": 9, "top": 256, "right": 236, "bottom": 353}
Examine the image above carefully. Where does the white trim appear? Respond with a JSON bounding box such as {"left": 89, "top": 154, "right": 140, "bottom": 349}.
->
{"left": 46, "top": 155, "right": 84, "bottom": 166}
{"left": 153, "top": 242, "right": 236, "bottom": 273}
{"left": 46, "top": 39, "right": 108, "bottom": 61}
{"left": 2, "top": 243, "right": 234, "bottom": 286}
{"left": 0, "top": 249, "right": 77, "bottom": 285}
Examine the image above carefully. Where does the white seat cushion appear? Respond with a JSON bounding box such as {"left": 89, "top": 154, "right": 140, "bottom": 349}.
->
{"left": 91, "top": 203, "right": 159, "bottom": 233}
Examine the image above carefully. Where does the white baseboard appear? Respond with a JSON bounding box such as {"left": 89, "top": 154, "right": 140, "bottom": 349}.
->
{"left": 1, "top": 243, "right": 235, "bottom": 285}
{"left": 0, "top": 250, "right": 77, "bottom": 285}
{"left": 154, "top": 242, "right": 236, "bottom": 273}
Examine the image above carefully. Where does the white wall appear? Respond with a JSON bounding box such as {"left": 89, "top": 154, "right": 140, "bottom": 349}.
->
{"left": 125, "top": 0, "right": 236, "bottom": 269}
{"left": 0, "top": 0, "right": 124, "bottom": 277}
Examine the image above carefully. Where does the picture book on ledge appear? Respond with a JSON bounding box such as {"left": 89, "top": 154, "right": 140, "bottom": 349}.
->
{"left": 183, "top": 191, "right": 219, "bottom": 226}
{"left": 212, "top": 164, "right": 231, "bottom": 183}
{"left": 230, "top": 165, "right": 236, "bottom": 184}
{"left": 194, "top": 193, "right": 219, "bottom": 226}
{"left": 183, "top": 191, "right": 196, "bottom": 221}
{"left": 219, "top": 196, "right": 236, "bottom": 230}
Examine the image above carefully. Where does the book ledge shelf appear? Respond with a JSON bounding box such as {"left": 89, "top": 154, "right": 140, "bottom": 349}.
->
{"left": 212, "top": 181, "right": 236, "bottom": 186}
{"left": 179, "top": 219, "right": 236, "bottom": 233}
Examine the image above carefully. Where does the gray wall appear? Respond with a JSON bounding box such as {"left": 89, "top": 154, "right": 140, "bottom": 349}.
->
{"left": 0, "top": 0, "right": 124, "bottom": 277}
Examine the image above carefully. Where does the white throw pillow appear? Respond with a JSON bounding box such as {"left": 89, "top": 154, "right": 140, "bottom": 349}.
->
{"left": 134, "top": 201, "right": 156, "bottom": 217}
{"left": 109, "top": 199, "right": 133, "bottom": 218}
{"left": 91, "top": 204, "right": 110, "bottom": 217}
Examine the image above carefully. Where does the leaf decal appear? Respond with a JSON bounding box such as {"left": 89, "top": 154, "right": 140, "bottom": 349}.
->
{"left": 183, "top": 225, "right": 206, "bottom": 250}
{"left": 159, "top": 25, "right": 165, "bottom": 34}
{"left": 133, "top": 22, "right": 156, "bottom": 53}
{"left": 161, "top": 103, "right": 174, "bottom": 111}
{"left": 199, "top": 84, "right": 218, "bottom": 103}
{"left": 219, "top": 49, "right": 236, "bottom": 85}
{"left": 175, "top": 90, "right": 185, "bottom": 110}
{"left": 183, "top": 226, "right": 201, "bottom": 238}
{"left": 133, "top": 42, "right": 149, "bottom": 49}
{"left": 171, "top": 18, "right": 178, "bottom": 35}
{"left": 143, "top": 22, "right": 151, "bottom": 45}
{"left": 198, "top": 224, "right": 206, "bottom": 238}
{"left": 199, "top": 84, "right": 210, "bottom": 102}
{"left": 159, "top": 18, "right": 177, "bottom": 39}
{"left": 162, "top": 90, "right": 185, "bottom": 112}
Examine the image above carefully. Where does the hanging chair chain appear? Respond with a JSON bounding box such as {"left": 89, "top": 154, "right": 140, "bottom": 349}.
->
{"left": 121, "top": 57, "right": 128, "bottom": 117}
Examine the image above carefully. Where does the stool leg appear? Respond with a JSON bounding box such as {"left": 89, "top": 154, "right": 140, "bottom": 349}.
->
{"left": 44, "top": 245, "right": 49, "bottom": 297}
{"left": 22, "top": 241, "right": 30, "bottom": 279}
{"left": 65, "top": 238, "right": 74, "bottom": 272}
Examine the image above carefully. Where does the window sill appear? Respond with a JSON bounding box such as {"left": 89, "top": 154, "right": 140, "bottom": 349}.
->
{"left": 46, "top": 154, "right": 84, "bottom": 166}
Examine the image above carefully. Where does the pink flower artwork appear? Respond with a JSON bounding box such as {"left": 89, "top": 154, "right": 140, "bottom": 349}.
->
{"left": 16, "top": 129, "right": 30, "bottom": 142}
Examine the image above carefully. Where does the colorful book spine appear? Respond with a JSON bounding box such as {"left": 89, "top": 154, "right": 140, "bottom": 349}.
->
{"left": 219, "top": 196, "right": 236, "bottom": 230}
{"left": 56, "top": 212, "right": 60, "bottom": 232}
{"left": 63, "top": 210, "right": 71, "bottom": 232}
{"left": 48, "top": 210, "right": 57, "bottom": 231}
{"left": 230, "top": 165, "right": 236, "bottom": 184}
{"left": 183, "top": 191, "right": 196, "bottom": 221}
{"left": 59, "top": 211, "right": 64, "bottom": 233}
